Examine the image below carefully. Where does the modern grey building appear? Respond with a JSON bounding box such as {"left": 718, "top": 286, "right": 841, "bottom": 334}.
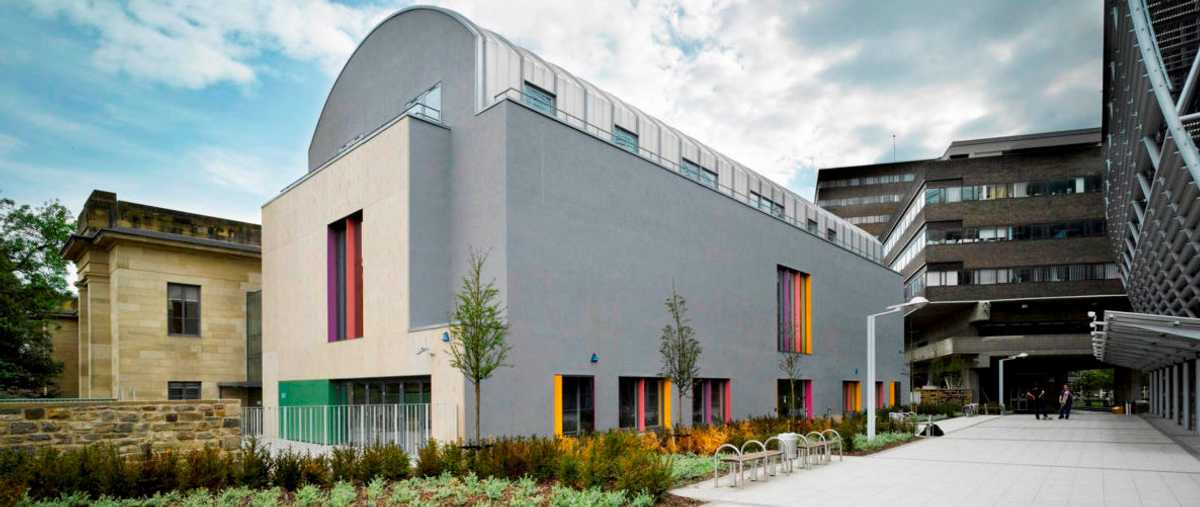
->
{"left": 261, "top": 6, "right": 904, "bottom": 442}
{"left": 1094, "top": 0, "right": 1200, "bottom": 426}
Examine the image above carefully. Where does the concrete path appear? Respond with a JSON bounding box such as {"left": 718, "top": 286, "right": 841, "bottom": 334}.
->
{"left": 671, "top": 411, "right": 1200, "bottom": 506}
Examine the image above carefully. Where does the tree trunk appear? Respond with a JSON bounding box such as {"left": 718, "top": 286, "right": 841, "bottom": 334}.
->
{"left": 789, "top": 378, "right": 796, "bottom": 432}
{"left": 474, "top": 382, "right": 481, "bottom": 444}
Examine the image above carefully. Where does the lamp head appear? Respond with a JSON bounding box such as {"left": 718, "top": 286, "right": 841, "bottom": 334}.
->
{"left": 887, "top": 296, "right": 929, "bottom": 311}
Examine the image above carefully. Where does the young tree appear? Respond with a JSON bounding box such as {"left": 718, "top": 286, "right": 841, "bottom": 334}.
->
{"left": 659, "top": 285, "right": 701, "bottom": 430}
{"left": 777, "top": 351, "right": 803, "bottom": 432}
{"left": 447, "top": 249, "right": 510, "bottom": 444}
{"left": 0, "top": 198, "right": 72, "bottom": 397}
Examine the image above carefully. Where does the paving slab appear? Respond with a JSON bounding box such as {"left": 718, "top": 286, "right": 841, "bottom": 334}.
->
{"left": 671, "top": 411, "right": 1200, "bottom": 507}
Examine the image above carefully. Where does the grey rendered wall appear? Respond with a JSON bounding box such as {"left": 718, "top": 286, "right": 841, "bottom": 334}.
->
{"left": 308, "top": 8, "right": 478, "bottom": 172}
{"left": 465, "top": 101, "right": 905, "bottom": 438}
{"left": 407, "top": 119, "right": 452, "bottom": 327}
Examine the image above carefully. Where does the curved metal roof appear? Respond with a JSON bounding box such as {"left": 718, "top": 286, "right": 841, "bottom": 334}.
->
{"left": 312, "top": 6, "right": 882, "bottom": 262}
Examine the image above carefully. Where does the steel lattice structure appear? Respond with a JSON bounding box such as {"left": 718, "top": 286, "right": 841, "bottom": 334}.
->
{"left": 1104, "top": 0, "right": 1200, "bottom": 318}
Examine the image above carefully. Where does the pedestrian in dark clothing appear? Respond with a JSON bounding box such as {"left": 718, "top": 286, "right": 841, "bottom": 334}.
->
{"left": 1026, "top": 386, "right": 1047, "bottom": 420}
{"left": 1058, "top": 384, "right": 1074, "bottom": 420}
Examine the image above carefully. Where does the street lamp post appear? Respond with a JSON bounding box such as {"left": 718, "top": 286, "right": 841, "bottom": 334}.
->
{"left": 867, "top": 297, "right": 929, "bottom": 440}
{"left": 998, "top": 352, "right": 1029, "bottom": 414}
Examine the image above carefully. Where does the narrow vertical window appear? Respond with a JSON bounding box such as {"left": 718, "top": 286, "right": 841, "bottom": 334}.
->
{"left": 328, "top": 212, "right": 364, "bottom": 342}
{"left": 613, "top": 126, "right": 639, "bottom": 154}
{"left": 618, "top": 377, "right": 665, "bottom": 430}
{"left": 556, "top": 375, "right": 594, "bottom": 437}
{"left": 692, "top": 379, "right": 731, "bottom": 425}
{"left": 523, "top": 82, "right": 556, "bottom": 116}
{"left": 777, "top": 267, "right": 811, "bottom": 353}
{"left": 776, "top": 379, "right": 809, "bottom": 419}
{"left": 167, "top": 283, "right": 200, "bottom": 336}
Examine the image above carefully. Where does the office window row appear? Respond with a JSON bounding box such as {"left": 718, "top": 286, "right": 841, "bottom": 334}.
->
{"left": 750, "top": 192, "right": 785, "bottom": 217}
{"left": 889, "top": 226, "right": 927, "bottom": 272}
{"left": 846, "top": 214, "right": 892, "bottom": 225}
{"left": 328, "top": 211, "right": 364, "bottom": 342}
{"left": 927, "top": 219, "right": 1106, "bottom": 245}
{"left": 613, "top": 126, "right": 639, "bottom": 154}
{"left": 881, "top": 186, "right": 927, "bottom": 256}
{"left": 681, "top": 159, "right": 718, "bottom": 189}
{"left": 925, "top": 175, "right": 1102, "bottom": 205}
{"left": 334, "top": 377, "right": 431, "bottom": 405}
{"left": 522, "top": 82, "right": 557, "bottom": 116}
{"left": 777, "top": 267, "right": 812, "bottom": 353}
{"left": 927, "top": 262, "right": 1120, "bottom": 287}
{"left": 817, "top": 173, "right": 915, "bottom": 189}
{"left": 816, "top": 193, "right": 904, "bottom": 208}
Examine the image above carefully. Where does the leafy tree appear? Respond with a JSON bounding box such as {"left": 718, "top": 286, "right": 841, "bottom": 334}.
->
{"left": 777, "top": 351, "right": 803, "bottom": 431}
{"left": 0, "top": 197, "right": 73, "bottom": 396}
{"left": 447, "top": 249, "right": 510, "bottom": 444}
{"left": 1074, "top": 369, "right": 1114, "bottom": 397}
{"left": 658, "top": 285, "right": 701, "bottom": 429}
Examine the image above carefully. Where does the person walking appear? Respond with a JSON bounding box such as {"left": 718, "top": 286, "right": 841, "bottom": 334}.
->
{"left": 1026, "top": 386, "right": 1047, "bottom": 420}
{"left": 1058, "top": 384, "right": 1074, "bottom": 420}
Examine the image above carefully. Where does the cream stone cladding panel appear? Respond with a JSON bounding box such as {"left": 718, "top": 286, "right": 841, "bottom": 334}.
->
{"left": 263, "top": 117, "right": 464, "bottom": 425}
{"left": 108, "top": 240, "right": 260, "bottom": 400}
{"left": 49, "top": 316, "right": 79, "bottom": 397}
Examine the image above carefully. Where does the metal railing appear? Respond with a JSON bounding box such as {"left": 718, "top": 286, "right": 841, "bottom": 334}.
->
{"left": 490, "top": 87, "right": 883, "bottom": 264}
{"left": 244, "top": 404, "right": 432, "bottom": 455}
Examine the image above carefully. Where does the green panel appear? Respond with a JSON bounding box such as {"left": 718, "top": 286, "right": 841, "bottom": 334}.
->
{"left": 279, "top": 379, "right": 335, "bottom": 406}
{"left": 278, "top": 380, "right": 346, "bottom": 444}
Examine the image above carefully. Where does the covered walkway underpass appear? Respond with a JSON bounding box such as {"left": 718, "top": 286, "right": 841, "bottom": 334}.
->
{"left": 1092, "top": 310, "right": 1200, "bottom": 435}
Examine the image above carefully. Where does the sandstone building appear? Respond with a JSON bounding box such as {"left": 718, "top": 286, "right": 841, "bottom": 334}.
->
{"left": 58, "top": 190, "right": 262, "bottom": 405}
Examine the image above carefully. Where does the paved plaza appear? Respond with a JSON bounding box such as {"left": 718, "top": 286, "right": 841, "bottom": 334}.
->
{"left": 672, "top": 412, "right": 1200, "bottom": 506}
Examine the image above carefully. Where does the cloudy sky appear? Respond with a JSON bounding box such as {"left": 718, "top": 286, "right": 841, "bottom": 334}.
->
{"left": 0, "top": 0, "right": 1102, "bottom": 223}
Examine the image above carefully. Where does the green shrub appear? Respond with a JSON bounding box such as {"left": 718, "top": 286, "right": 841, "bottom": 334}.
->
{"left": 368, "top": 445, "right": 410, "bottom": 482}
{"left": 556, "top": 452, "right": 583, "bottom": 489}
{"left": 851, "top": 431, "right": 914, "bottom": 452}
{"left": 232, "top": 439, "right": 271, "bottom": 490}
{"left": 180, "top": 446, "right": 230, "bottom": 492}
{"left": 269, "top": 450, "right": 303, "bottom": 492}
{"left": 439, "top": 442, "right": 466, "bottom": 477}
{"left": 415, "top": 440, "right": 442, "bottom": 477}
{"left": 329, "top": 447, "right": 358, "bottom": 483}
{"left": 297, "top": 454, "right": 330, "bottom": 490}
{"left": 134, "top": 447, "right": 181, "bottom": 498}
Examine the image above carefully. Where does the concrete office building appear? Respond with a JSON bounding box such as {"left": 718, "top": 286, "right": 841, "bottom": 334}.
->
{"left": 261, "top": 6, "right": 904, "bottom": 443}
{"left": 61, "top": 190, "right": 263, "bottom": 405}
{"left": 1093, "top": 0, "right": 1200, "bottom": 427}
{"left": 818, "top": 130, "right": 1129, "bottom": 406}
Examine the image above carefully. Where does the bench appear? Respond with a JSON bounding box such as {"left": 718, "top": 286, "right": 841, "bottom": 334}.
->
{"left": 799, "top": 432, "right": 830, "bottom": 468}
{"left": 712, "top": 440, "right": 784, "bottom": 487}
{"left": 820, "top": 429, "right": 844, "bottom": 462}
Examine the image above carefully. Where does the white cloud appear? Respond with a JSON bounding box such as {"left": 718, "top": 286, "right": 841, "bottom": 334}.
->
{"left": 28, "top": 0, "right": 398, "bottom": 89}
{"left": 0, "top": 133, "right": 22, "bottom": 155}
{"left": 191, "top": 146, "right": 288, "bottom": 197}
{"left": 29, "top": 0, "right": 1101, "bottom": 201}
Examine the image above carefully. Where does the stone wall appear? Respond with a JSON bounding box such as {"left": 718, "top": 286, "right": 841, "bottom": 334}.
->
{"left": 0, "top": 399, "right": 241, "bottom": 456}
{"left": 917, "top": 387, "right": 974, "bottom": 405}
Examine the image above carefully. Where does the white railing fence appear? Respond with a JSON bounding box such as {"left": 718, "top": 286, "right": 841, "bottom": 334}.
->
{"left": 243, "top": 404, "right": 433, "bottom": 455}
